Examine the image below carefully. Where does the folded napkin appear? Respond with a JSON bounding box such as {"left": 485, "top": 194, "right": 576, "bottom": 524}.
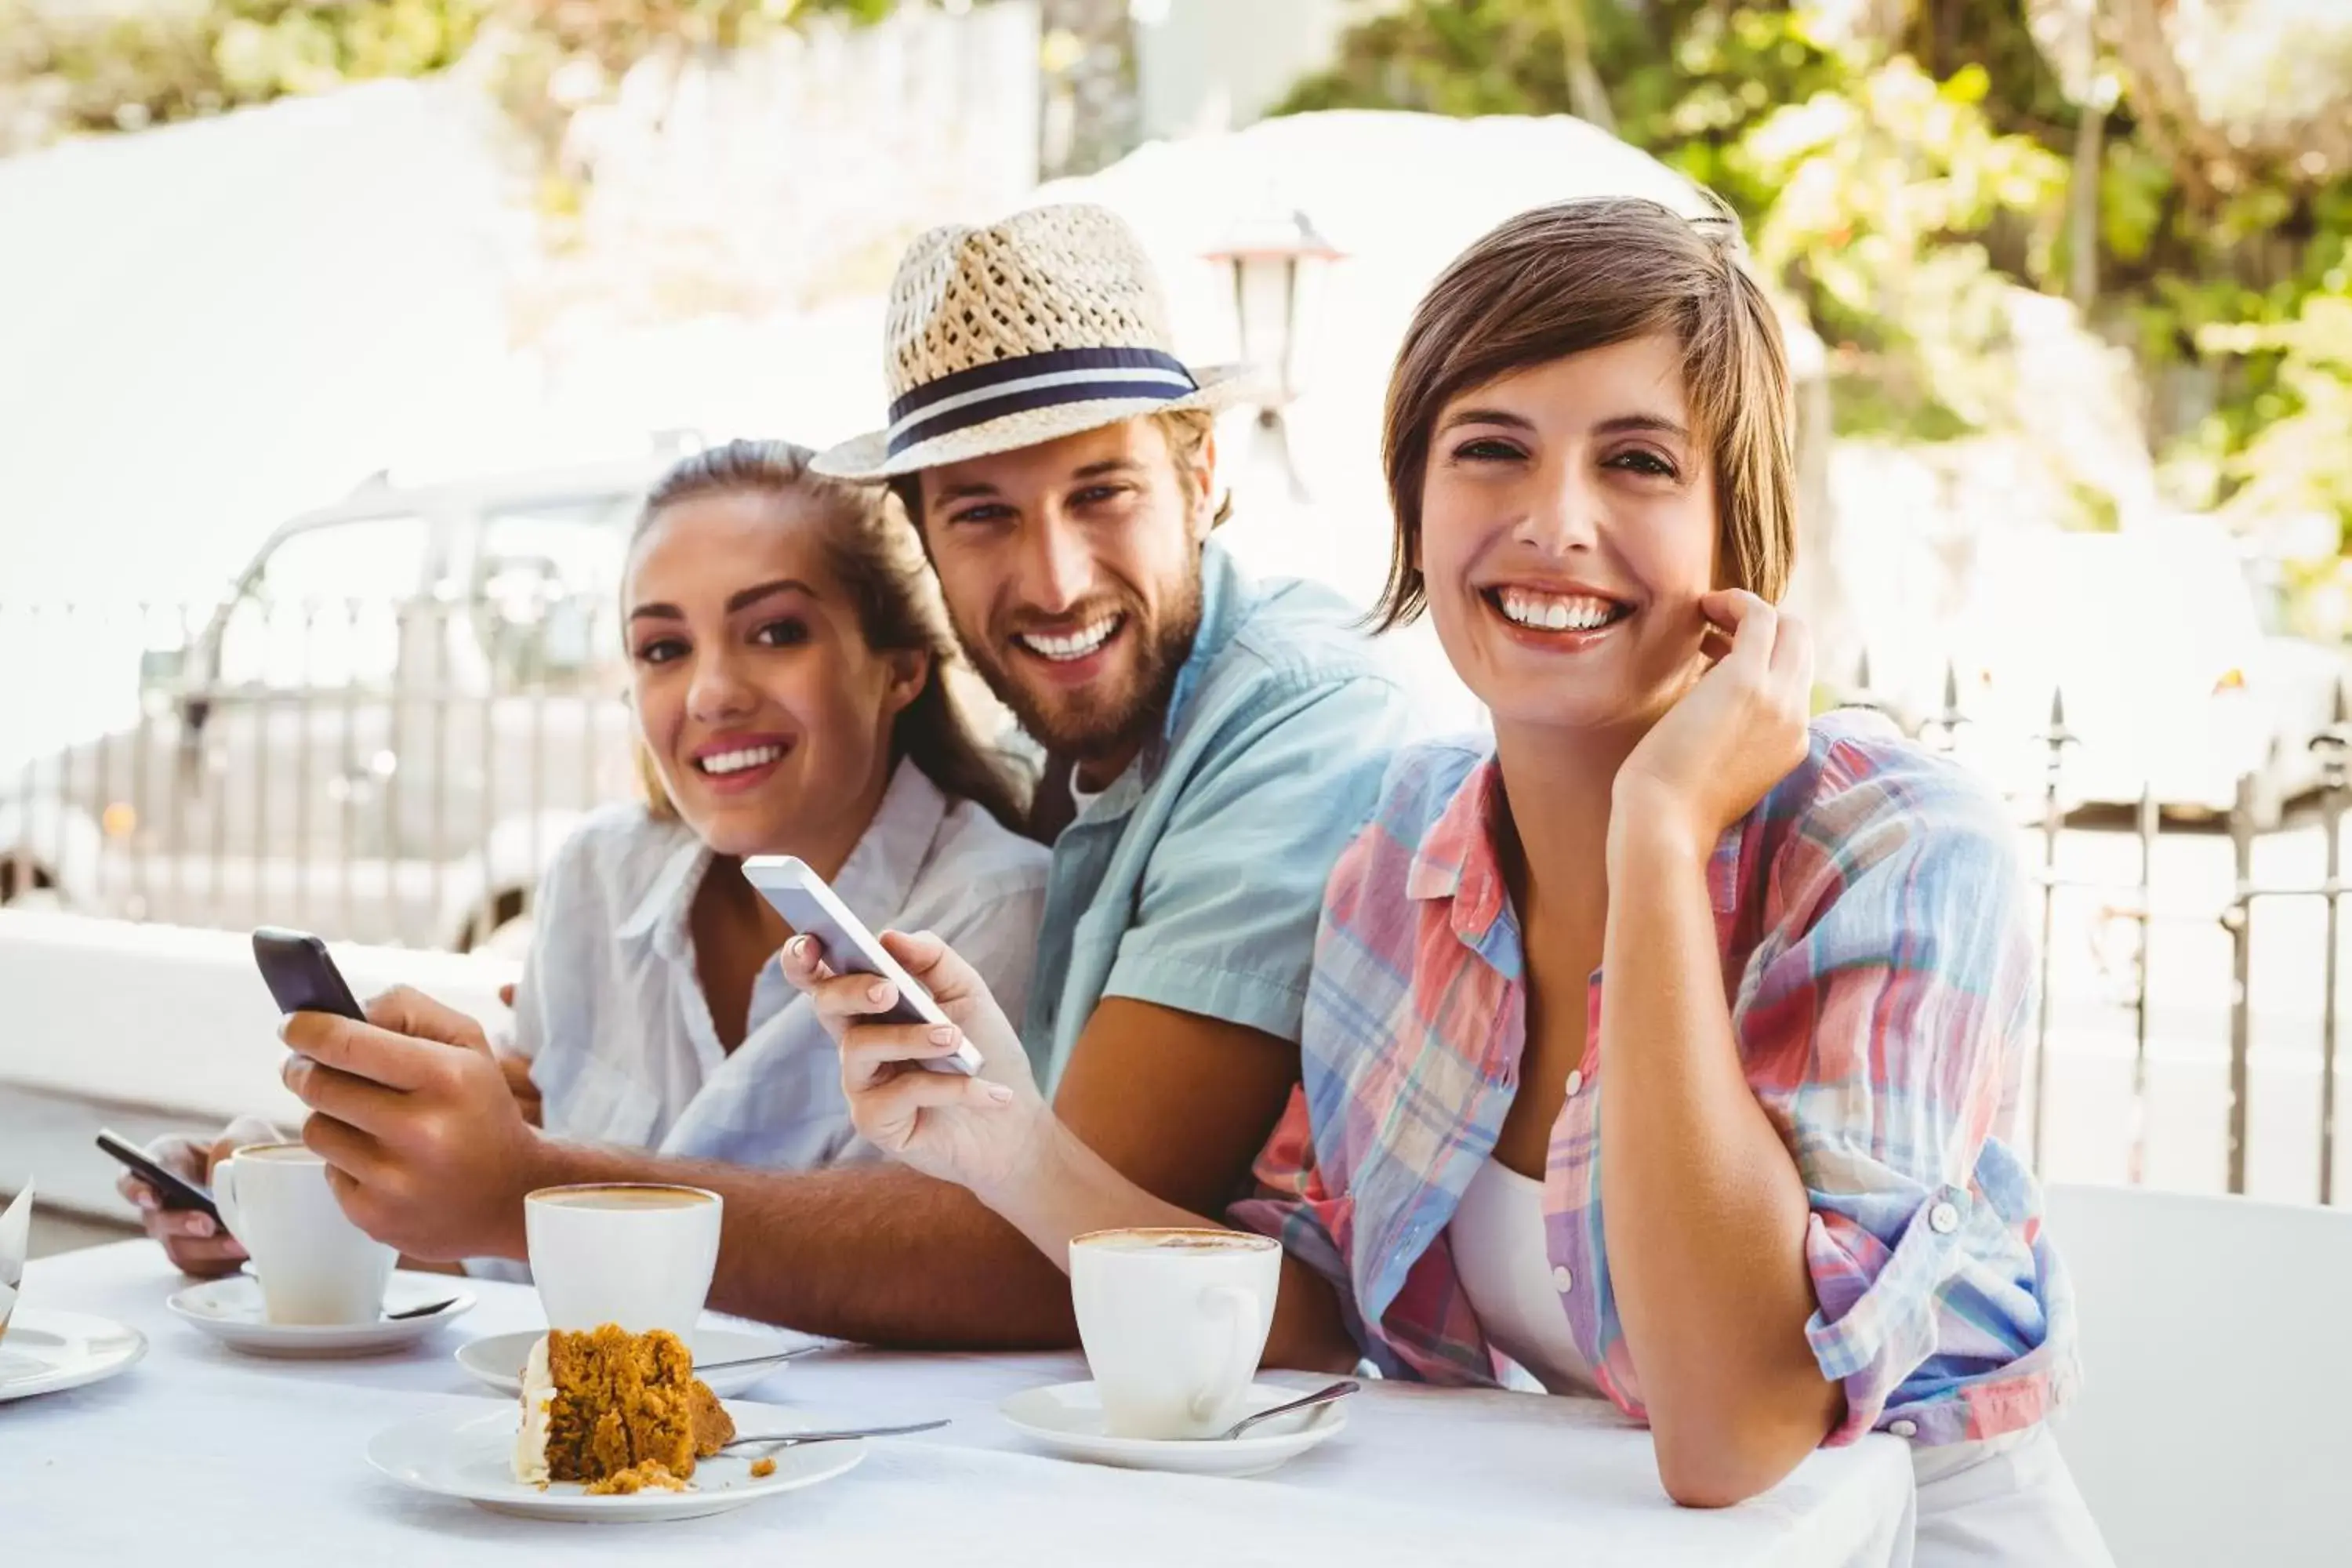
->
{"left": 0, "top": 1184, "right": 31, "bottom": 1343}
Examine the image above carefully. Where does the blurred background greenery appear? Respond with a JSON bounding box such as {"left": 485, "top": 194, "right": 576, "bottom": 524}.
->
{"left": 5, "top": 0, "right": 2347, "bottom": 614}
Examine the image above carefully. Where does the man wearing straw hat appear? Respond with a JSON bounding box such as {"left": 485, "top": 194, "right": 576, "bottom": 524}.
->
{"left": 274, "top": 205, "right": 1413, "bottom": 1348}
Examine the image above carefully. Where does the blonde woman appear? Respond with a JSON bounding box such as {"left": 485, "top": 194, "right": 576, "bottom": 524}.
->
{"left": 126, "top": 440, "right": 1049, "bottom": 1273}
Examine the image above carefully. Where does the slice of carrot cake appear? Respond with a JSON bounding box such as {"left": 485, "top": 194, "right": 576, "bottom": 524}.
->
{"left": 513, "top": 1324, "right": 735, "bottom": 1490}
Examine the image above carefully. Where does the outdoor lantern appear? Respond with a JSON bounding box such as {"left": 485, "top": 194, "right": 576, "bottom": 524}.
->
{"left": 1202, "top": 205, "right": 1342, "bottom": 501}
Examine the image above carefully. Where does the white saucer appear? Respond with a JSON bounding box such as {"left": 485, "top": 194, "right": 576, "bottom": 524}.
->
{"left": 0, "top": 1308, "right": 147, "bottom": 1403}
{"left": 998, "top": 1381, "right": 1348, "bottom": 1479}
{"left": 366, "top": 1399, "right": 863, "bottom": 1523}
{"left": 168, "top": 1272, "right": 474, "bottom": 1358}
{"left": 456, "top": 1325, "right": 799, "bottom": 1399}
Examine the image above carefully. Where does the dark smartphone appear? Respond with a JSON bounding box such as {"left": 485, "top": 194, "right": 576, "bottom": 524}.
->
{"left": 252, "top": 926, "right": 365, "bottom": 1021}
{"left": 94, "top": 1128, "right": 221, "bottom": 1222}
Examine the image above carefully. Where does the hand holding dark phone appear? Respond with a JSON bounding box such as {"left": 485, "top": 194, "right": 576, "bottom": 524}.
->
{"left": 252, "top": 926, "right": 366, "bottom": 1022}
{"left": 95, "top": 1129, "right": 221, "bottom": 1224}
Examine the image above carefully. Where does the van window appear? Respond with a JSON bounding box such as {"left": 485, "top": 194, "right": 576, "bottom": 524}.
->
{"left": 215, "top": 514, "right": 432, "bottom": 689}
{"left": 469, "top": 495, "right": 632, "bottom": 690}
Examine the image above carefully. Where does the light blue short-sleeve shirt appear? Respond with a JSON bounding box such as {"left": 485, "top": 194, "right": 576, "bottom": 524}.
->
{"left": 1020, "top": 539, "right": 1414, "bottom": 1085}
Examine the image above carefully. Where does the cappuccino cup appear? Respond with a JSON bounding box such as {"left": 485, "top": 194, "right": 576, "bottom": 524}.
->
{"left": 1069, "top": 1227, "right": 1281, "bottom": 1440}
{"left": 211, "top": 1142, "right": 396, "bottom": 1326}
{"left": 524, "top": 1184, "right": 720, "bottom": 1338}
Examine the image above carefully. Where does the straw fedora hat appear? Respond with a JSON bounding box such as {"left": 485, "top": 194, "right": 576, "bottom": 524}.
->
{"left": 811, "top": 204, "right": 1262, "bottom": 482}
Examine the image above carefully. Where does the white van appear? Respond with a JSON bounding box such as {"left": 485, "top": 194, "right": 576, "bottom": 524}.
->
{"left": 0, "top": 455, "right": 667, "bottom": 949}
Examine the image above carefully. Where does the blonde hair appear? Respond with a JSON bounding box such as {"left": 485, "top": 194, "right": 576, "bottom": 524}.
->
{"left": 627, "top": 440, "right": 1025, "bottom": 833}
{"left": 1374, "top": 194, "right": 1795, "bottom": 630}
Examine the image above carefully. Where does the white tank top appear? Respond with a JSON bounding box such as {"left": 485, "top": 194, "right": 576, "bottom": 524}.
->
{"left": 1447, "top": 1158, "right": 1598, "bottom": 1396}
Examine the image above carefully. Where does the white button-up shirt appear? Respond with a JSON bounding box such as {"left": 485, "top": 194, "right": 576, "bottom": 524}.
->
{"left": 514, "top": 759, "right": 1051, "bottom": 1170}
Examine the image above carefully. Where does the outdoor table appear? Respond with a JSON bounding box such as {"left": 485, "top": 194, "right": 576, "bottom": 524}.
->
{"left": 4, "top": 1243, "right": 1917, "bottom": 1566}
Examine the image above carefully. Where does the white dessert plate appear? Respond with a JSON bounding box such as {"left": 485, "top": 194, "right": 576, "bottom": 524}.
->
{"left": 366, "top": 1399, "right": 864, "bottom": 1523}
{"left": 456, "top": 1324, "right": 797, "bottom": 1399}
{"left": 998, "top": 1381, "right": 1347, "bottom": 1479}
{"left": 0, "top": 1309, "right": 147, "bottom": 1403}
{"left": 168, "top": 1272, "right": 473, "bottom": 1359}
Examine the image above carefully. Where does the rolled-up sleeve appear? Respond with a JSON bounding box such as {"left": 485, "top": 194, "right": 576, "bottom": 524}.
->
{"left": 1750, "top": 789, "right": 2039, "bottom": 1443}
{"left": 1229, "top": 1085, "right": 1352, "bottom": 1287}
{"left": 1104, "top": 673, "right": 1405, "bottom": 1043}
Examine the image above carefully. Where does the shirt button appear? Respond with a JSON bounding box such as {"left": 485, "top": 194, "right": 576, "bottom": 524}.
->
{"left": 1890, "top": 1420, "right": 1918, "bottom": 1439}
{"left": 1929, "top": 1201, "right": 1962, "bottom": 1235}
{"left": 1564, "top": 1069, "right": 1584, "bottom": 1097}
{"left": 1551, "top": 1265, "right": 1573, "bottom": 1292}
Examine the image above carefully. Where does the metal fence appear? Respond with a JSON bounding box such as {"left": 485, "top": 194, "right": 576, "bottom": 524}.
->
{"left": 8, "top": 597, "right": 2352, "bottom": 1196}
{"left": 0, "top": 594, "right": 636, "bottom": 953}
{"left": 1848, "top": 659, "right": 2352, "bottom": 1201}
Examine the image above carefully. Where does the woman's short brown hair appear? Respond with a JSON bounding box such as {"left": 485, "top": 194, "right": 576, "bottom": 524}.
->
{"left": 1374, "top": 194, "right": 1795, "bottom": 631}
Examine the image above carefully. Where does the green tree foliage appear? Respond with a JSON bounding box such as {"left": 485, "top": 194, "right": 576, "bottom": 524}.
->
{"left": 0, "top": 0, "right": 894, "bottom": 154}
{"left": 1287, "top": 4, "right": 2068, "bottom": 441}
{"left": 1279, "top": 0, "right": 2352, "bottom": 548}
{"left": 1732, "top": 54, "right": 2067, "bottom": 437}
{"left": 2205, "top": 274, "right": 2352, "bottom": 542}
{"left": 0, "top": 1, "right": 488, "bottom": 143}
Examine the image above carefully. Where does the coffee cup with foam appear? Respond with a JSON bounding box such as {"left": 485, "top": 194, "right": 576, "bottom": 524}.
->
{"left": 524, "top": 1183, "right": 722, "bottom": 1338}
{"left": 1068, "top": 1227, "right": 1282, "bottom": 1440}
{"left": 212, "top": 1143, "right": 396, "bottom": 1326}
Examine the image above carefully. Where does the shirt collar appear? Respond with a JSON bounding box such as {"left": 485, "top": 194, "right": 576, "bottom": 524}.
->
{"left": 1406, "top": 753, "right": 1748, "bottom": 946}
{"left": 1062, "top": 539, "right": 1257, "bottom": 824}
{"left": 829, "top": 757, "right": 949, "bottom": 922}
{"left": 1160, "top": 539, "right": 1253, "bottom": 747}
{"left": 1405, "top": 757, "right": 1506, "bottom": 936}
{"left": 615, "top": 826, "right": 710, "bottom": 960}
{"left": 614, "top": 757, "right": 949, "bottom": 960}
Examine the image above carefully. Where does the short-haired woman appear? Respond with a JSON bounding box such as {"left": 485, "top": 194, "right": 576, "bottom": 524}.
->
{"left": 786, "top": 201, "right": 2109, "bottom": 1564}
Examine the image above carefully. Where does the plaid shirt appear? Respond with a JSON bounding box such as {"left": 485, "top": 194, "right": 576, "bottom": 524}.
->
{"left": 1231, "top": 713, "right": 2080, "bottom": 1446}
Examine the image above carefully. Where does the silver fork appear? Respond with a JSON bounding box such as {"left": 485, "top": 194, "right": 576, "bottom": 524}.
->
{"left": 694, "top": 1343, "right": 829, "bottom": 1374}
{"left": 720, "top": 1417, "right": 950, "bottom": 1454}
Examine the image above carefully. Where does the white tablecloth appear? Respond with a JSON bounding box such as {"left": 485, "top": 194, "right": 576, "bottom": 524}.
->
{"left": 2, "top": 1244, "right": 1916, "bottom": 1567}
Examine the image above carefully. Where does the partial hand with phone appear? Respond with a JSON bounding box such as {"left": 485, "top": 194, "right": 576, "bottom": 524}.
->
{"left": 778, "top": 924, "right": 1047, "bottom": 1202}
{"left": 111, "top": 1117, "right": 281, "bottom": 1278}
{"left": 249, "top": 924, "right": 541, "bottom": 1261}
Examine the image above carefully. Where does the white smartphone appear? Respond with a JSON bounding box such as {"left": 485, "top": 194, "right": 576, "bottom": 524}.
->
{"left": 739, "top": 855, "right": 982, "bottom": 1076}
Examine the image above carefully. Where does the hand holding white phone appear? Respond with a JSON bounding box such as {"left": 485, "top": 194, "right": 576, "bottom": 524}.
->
{"left": 739, "top": 856, "right": 983, "bottom": 1075}
{"left": 764, "top": 883, "right": 1051, "bottom": 1203}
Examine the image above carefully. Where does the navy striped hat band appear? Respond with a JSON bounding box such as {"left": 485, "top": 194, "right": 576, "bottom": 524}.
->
{"left": 884, "top": 345, "right": 1200, "bottom": 459}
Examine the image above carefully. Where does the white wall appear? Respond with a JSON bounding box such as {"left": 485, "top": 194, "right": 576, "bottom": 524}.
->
{"left": 0, "top": 912, "right": 514, "bottom": 1123}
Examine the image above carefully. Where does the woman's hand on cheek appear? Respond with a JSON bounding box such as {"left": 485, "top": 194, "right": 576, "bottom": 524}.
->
{"left": 1611, "top": 590, "right": 1812, "bottom": 860}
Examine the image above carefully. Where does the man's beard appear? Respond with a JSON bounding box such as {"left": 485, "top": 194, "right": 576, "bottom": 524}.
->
{"left": 953, "top": 568, "right": 1204, "bottom": 766}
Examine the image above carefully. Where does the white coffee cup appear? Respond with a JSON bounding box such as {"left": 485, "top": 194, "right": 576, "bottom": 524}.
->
{"left": 211, "top": 1142, "right": 397, "bottom": 1326}
{"left": 1069, "top": 1227, "right": 1282, "bottom": 1440}
{"left": 524, "top": 1183, "right": 721, "bottom": 1338}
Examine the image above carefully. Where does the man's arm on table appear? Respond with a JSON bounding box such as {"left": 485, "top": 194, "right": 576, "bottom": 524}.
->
{"left": 552, "top": 996, "right": 1298, "bottom": 1344}
{"left": 285, "top": 989, "right": 1298, "bottom": 1349}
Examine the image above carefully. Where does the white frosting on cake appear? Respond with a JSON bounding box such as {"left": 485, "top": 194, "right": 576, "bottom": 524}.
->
{"left": 513, "top": 1333, "right": 554, "bottom": 1485}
